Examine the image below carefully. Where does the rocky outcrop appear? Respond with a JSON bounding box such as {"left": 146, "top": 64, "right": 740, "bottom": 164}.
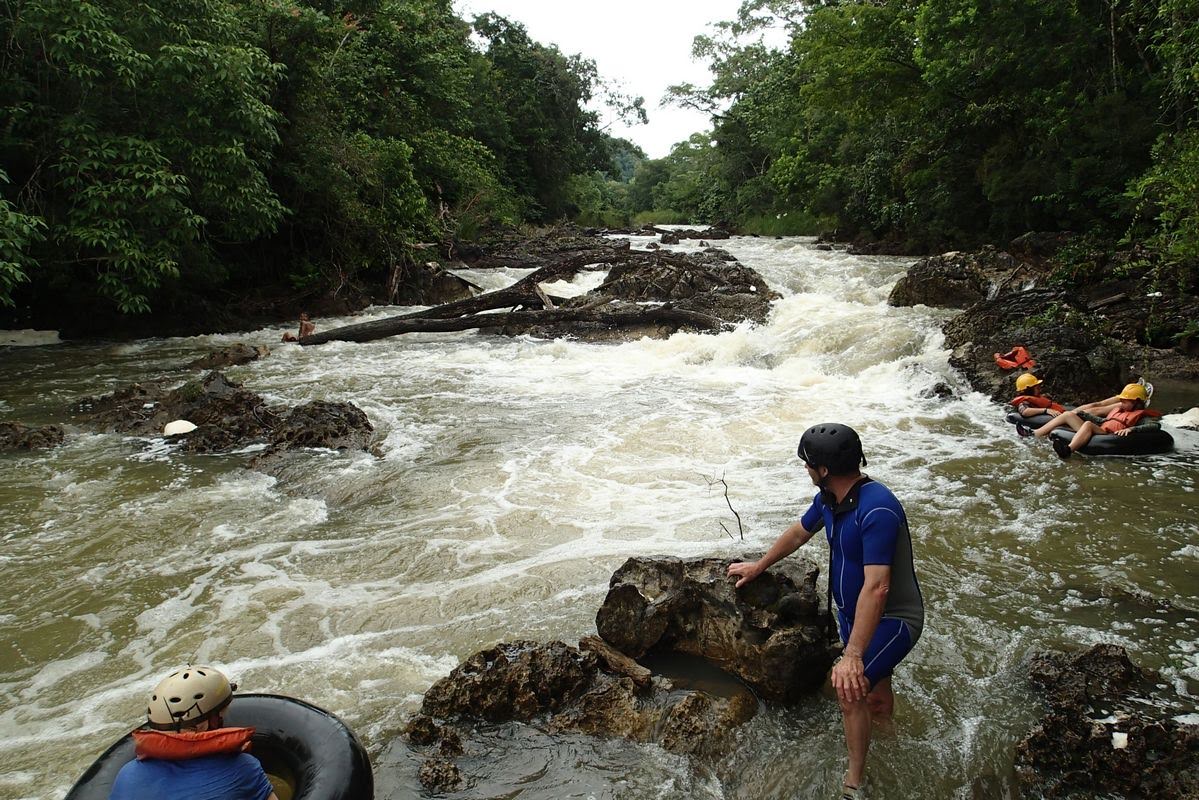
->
{"left": 888, "top": 248, "right": 1022, "bottom": 308}
{"left": 596, "top": 556, "right": 834, "bottom": 703}
{"left": 69, "top": 371, "right": 375, "bottom": 459}
{"left": 0, "top": 421, "right": 65, "bottom": 451}
{"left": 185, "top": 343, "right": 270, "bottom": 371}
{"left": 942, "top": 289, "right": 1123, "bottom": 404}
{"left": 658, "top": 227, "right": 731, "bottom": 244}
{"left": 406, "top": 638, "right": 757, "bottom": 791}
{"left": 405, "top": 555, "right": 834, "bottom": 792}
{"left": 1015, "top": 644, "right": 1199, "bottom": 799}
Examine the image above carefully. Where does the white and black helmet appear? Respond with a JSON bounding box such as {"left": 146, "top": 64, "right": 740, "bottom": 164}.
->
{"left": 146, "top": 666, "right": 236, "bottom": 732}
{"left": 798, "top": 423, "right": 867, "bottom": 475}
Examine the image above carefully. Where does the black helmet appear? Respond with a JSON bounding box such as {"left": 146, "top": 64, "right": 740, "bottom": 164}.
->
{"left": 797, "top": 423, "right": 867, "bottom": 475}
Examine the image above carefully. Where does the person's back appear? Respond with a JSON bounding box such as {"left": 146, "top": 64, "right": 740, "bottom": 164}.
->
{"left": 110, "top": 751, "right": 273, "bottom": 800}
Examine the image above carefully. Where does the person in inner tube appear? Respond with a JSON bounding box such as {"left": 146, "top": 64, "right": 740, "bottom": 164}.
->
{"left": 1022, "top": 382, "right": 1162, "bottom": 460}
{"left": 1009, "top": 372, "right": 1066, "bottom": 418}
{"left": 727, "top": 424, "right": 924, "bottom": 800}
{"left": 109, "top": 666, "right": 279, "bottom": 800}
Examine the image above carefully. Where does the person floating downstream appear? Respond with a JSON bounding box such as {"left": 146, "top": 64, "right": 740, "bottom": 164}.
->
{"left": 108, "top": 666, "right": 278, "bottom": 800}
{"left": 281, "top": 312, "right": 315, "bottom": 343}
{"left": 1019, "top": 382, "right": 1162, "bottom": 459}
{"left": 727, "top": 423, "right": 924, "bottom": 800}
{"left": 1009, "top": 372, "right": 1065, "bottom": 419}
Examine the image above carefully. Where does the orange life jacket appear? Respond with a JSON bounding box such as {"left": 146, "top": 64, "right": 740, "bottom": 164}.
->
{"left": 995, "top": 346, "right": 1036, "bottom": 370}
{"left": 1010, "top": 394, "right": 1065, "bottom": 412}
{"left": 1099, "top": 407, "right": 1162, "bottom": 434}
{"left": 131, "top": 726, "right": 255, "bottom": 761}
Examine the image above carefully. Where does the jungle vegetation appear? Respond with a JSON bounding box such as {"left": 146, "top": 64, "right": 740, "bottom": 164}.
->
{"left": 1, "top": 0, "right": 1196, "bottom": 323}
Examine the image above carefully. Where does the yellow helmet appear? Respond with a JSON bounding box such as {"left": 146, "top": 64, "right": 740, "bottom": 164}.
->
{"left": 1118, "top": 383, "right": 1148, "bottom": 402}
{"left": 146, "top": 666, "right": 236, "bottom": 731}
{"left": 1015, "top": 373, "right": 1043, "bottom": 392}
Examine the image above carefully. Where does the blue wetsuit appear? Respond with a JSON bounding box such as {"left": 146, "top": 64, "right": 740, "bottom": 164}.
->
{"left": 109, "top": 753, "right": 273, "bottom": 800}
{"left": 802, "top": 477, "right": 924, "bottom": 686}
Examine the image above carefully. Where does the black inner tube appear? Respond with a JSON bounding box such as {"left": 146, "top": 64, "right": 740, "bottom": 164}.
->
{"left": 65, "top": 694, "right": 373, "bottom": 800}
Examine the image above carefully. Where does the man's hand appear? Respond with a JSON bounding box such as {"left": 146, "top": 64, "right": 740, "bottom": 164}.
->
{"left": 1115, "top": 427, "right": 1133, "bottom": 437}
{"left": 727, "top": 561, "right": 762, "bottom": 588}
{"left": 1046, "top": 409, "right": 1060, "bottom": 417}
{"left": 831, "top": 652, "right": 870, "bottom": 704}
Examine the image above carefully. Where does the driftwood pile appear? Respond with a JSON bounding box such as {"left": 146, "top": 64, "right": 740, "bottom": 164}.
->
{"left": 302, "top": 233, "right": 777, "bottom": 346}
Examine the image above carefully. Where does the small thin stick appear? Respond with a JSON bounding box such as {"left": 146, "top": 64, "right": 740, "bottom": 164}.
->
{"left": 701, "top": 472, "right": 744, "bottom": 540}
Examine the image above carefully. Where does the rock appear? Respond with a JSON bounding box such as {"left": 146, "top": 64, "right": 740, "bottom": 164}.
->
{"left": 405, "top": 556, "right": 840, "bottom": 784}
{"left": 404, "top": 262, "right": 477, "bottom": 306}
{"left": 185, "top": 343, "right": 269, "bottom": 371}
{"left": 595, "top": 555, "right": 835, "bottom": 703}
{"left": 267, "top": 401, "right": 373, "bottom": 451}
{"left": 888, "top": 252, "right": 991, "bottom": 309}
{"left": 422, "top": 641, "right": 598, "bottom": 722}
{"left": 815, "top": 243, "right": 833, "bottom": 251}
{"left": 660, "top": 231, "right": 680, "bottom": 245}
{"left": 1008, "top": 231, "right": 1074, "bottom": 265}
{"left": 888, "top": 247, "right": 1024, "bottom": 309}
{"left": 1015, "top": 644, "right": 1199, "bottom": 799}
{"left": 0, "top": 421, "right": 65, "bottom": 451}
{"left": 71, "top": 371, "right": 376, "bottom": 461}
{"left": 418, "top": 758, "right": 463, "bottom": 792}
{"left": 942, "top": 289, "right": 1123, "bottom": 405}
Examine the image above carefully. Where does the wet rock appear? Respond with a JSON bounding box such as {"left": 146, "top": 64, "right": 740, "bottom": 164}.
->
{"left": 942, "top": 289, "right": 1123, "bottom": 405}
{"left": 418, "top": 758, "right": 463, "bottom": 792}
{"left": 0, "top": 421, "right": 65, "bottom": 451}
{"left": 595, "top": 555, "right": 835, "bottom": 703}
{"left": 422, "top": 641, "right": 598, "bottom": 722}
{"left": 267, "top": 401, "right": 373, "bottom": 451}
{"left": 185, "top": 343, "right": 269, "bottom": 371}
{"left": 888, "top": 252, "right": 992, "bottom": 309}
{"left": 70, "top": 371, "right": 376, "bottom": 461}
{"left": 1015, "top": 644, "right": 1199, "bottom": 799}
{"left": 403, "top": 262, "right": 477, "bottom": 306}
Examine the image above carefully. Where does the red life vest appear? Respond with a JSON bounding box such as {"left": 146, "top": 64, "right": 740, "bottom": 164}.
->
{"left": 131, "top": 726, "right": 255, "bottom": 761}
{"left": 995, "top": 346, "right": 1036, "bottom": 370}
{"left": 1100, "top": 407, "right": 1161, "bottom": 433}
{"left": 1010, "top": 394, "right": 1065, "bottom": 412}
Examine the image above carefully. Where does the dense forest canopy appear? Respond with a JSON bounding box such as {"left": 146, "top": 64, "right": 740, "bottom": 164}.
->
{"left": 589, "top": 0, "right": 1196, "bottom": 293}
{"left": 1, "top": 0, "right": 1196, "bottom": 325}
{"left": 0, "top": 0, "right": 636, "bottom": 321}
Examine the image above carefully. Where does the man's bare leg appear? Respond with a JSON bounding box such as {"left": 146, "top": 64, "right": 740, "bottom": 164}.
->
{"left": 840, "top": 694, "right": 871, "bottom": 790}
{"left": 867, "top": 677, "right": 896, "bottom": 736}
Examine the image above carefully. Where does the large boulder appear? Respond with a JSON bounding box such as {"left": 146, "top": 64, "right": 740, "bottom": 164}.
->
{"left": 888, "top": 247, "right": 1024, "bottom": 309}
{"left": 595, "top": 555, "right": 835, "bottom": 703}
{"left": 942, "top": 289, "right": 1123, "bottom": 404}
{"left": 1015, "top": 644, "right": 1199, "bottom": 799}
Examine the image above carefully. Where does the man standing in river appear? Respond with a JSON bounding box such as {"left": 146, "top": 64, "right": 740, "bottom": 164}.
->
{"left": 727, "top": 423, "right": 924, "bottom": 799}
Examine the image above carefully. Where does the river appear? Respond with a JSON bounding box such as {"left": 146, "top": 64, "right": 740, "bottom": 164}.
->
{"left": 1, "top": 235, "right": 1196, "bottom": 799}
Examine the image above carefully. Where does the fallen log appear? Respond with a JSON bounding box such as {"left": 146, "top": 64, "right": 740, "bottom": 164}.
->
{"left": 301, "top": 304, "right": 728, "bottom": 344}
{"left": 304, "top": 247, "right": 636, "bottom": 346}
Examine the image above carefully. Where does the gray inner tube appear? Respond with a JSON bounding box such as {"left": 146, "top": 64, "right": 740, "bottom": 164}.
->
{"left": 65, "top": 694, "right": 373, "bottom": 800}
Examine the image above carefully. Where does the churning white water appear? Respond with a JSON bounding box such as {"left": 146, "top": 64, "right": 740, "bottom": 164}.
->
{"left": 0, "top": 235, "right": 1196, "bottom": 799}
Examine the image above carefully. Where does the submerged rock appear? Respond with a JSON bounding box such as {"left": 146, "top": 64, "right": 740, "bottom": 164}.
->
{"left": 0, "top": 421, "right": 65, "bottom": 451}
{"left": 1015, "top": 644, "right": 1199, "bottom": 799}
{"left": 185, "top": 343, "right": 269, "bottom": 371}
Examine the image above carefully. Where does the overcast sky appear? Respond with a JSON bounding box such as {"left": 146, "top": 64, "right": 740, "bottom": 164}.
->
{"left": 453, "top": 1, "right": 782, "bottom": 159}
